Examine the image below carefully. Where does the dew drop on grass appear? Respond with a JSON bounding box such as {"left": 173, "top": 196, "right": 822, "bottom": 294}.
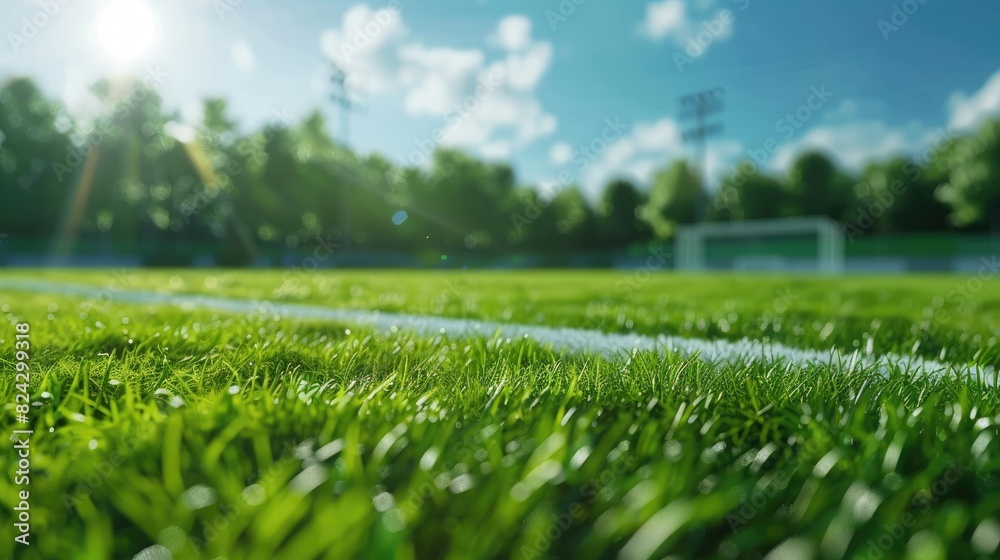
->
{"left": 181, "top": 485, "right": 218, "bottom": 510}
{"left": 383, "top": 509, "right": 407, "bottom": 532}
{"left": 449, "top": 474, "right": 474, "bottom": 494}
{"left": 88, "top": 439, "right": 98, "bottom": 450}
{"left": 132, "top": 544, "right": 172, "bottom": 560}
{"left": 972, "top": 518, "right": 1000, "bottom": 556}
{"left": 882, "top": 472, "right": 904, "bottom": 492}
{"left": 570, "top": 446, "right": 592, "bottom": 469}
{"left": 372, "top": 492, "right": 395, "bottom": 512}
{"left": 906, "top": 531, "right": 945, "bottom": 560}
{"left": 242, "top": 484, "right": 265, "bottom": 506}
{"left": 157, "top": 527, "right": 186, "bottom": 554}
{"left": 664, "top": 441, "right": 683, "bottom": 461}
{"left": 290, "top": 464, "right": 328, "bottom": 495}
{"left": 698, "top": 475, "right": 719, "bottom": 494}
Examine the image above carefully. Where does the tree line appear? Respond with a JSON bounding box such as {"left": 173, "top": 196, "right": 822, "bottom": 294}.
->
{"left": 1, "top": 76, "right": 997, "bottom": 263}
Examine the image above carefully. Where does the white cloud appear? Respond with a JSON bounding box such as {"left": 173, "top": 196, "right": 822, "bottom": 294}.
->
{"left": 398, "top": 45, "right": 484, "bottom": 116}
{"left": 320, "top": 7, "right": 557, "bottom": 158}
{"left": 480, "top": 140, "right": 512, "bottom": 160}
{"left": 824, "top": 99, "right": 860, "bottom": 121}
{"left": 948, "top": 69, "right": 1000, "bottom": 132}
{"left": 638, "top": 0, "right": 736, "bottom": 56}
{"left": 759, "top": 71, "right": 1000, "bottom": 175}
{"left": 552, "top": 116, "right": 744, "bottom": 200}
{"left": 640, "top": 0, "right": 687, "bottom": 41}
{"left": 580, "top": 117, "right": 685, "bottom": 199}
{"left": 494, "top": 15, "right": 532, "bottom": 51}
{"left": 624, "top": 158, "right": 663, "bottom": 184}
{"left": 232, "top": 40, "right": 255, "bottom": 71}
{"left": 771, "top": 120, "right": 937, "bottom": 171}
{"left": 319, "top": 4, "right": 408, "bottom": 95}
{"left": 489, "top": 42, "right": 553, "bottom": 92}
{"left": 61, "top": 66, "right": 102, "bottom": 117}
{"left": 633, "top": 119, "right": 682, "bottom": 151}
{"left": 164, "top": 122, "right": 197, "bottom": 143}
{"left": 549, "top": 142, "right": 573, "bottom": 165}
{"left": 704, "top": 139, "right": 744, "bottom": 183}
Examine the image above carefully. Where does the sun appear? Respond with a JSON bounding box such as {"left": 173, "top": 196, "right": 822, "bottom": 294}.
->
{"left": 96, "top": 1, "right": 158, "bottom": 63}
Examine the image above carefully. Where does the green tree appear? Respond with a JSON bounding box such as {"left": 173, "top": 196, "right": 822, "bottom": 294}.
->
{"left": 786, "top": 151, "right": 854, "bottom": 221}
{"left": 712, "top": 164, "right": 792, "bottom": 221}
{"left": 937, "top": 120, "right": 1000, "bottom": 232}
{"left": 595, "top": 179, "right": 648, "bottom": 248}
{"left": 638, "top": 160, "right": 702, "bottom": 238}
{"left": 0, "top": 78, "right": 74, "bottom": 238}
{"left": 550, "top": 187, "right": 596, "bottom": 251}
{"left": 858, "top": 156, "right": 950, "bottom": 233}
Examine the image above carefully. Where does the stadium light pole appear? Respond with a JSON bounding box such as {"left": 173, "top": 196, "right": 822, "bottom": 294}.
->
{"left": 678, "top": 88, "right": 725, "bottom": 223}
{"left": 330, "top": 63, "right": 363, "bottom": 259}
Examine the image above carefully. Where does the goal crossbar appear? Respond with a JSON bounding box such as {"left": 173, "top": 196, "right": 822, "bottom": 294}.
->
{"left": 675, "top": 216, "right": 845, "bottom": 274}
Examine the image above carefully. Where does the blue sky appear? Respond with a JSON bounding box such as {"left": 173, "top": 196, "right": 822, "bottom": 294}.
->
{"left": 3, "top": 0, "right": 1000, "bottom": 200}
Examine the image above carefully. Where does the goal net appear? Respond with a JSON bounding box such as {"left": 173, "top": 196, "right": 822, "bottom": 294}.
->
{"left": 675, "top": 216, "right": 845, "bottom": 274}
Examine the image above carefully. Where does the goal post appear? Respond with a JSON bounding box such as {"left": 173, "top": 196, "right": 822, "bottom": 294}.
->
{"left": 675, "top": 216, "right": 845, "bottom": 274}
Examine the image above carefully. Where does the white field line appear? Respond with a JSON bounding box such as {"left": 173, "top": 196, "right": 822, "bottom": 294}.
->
{"left": 0, "top": 279, "right": 992, "bottom": 381}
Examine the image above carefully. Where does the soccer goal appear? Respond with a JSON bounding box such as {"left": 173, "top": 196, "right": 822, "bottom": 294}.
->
{"left": 675, "top": 216, "right": 845, "bottom": 274}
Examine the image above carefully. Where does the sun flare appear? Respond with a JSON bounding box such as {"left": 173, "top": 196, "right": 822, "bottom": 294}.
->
{"left": 96, "top": 1, "right": 158, "bottom": 63}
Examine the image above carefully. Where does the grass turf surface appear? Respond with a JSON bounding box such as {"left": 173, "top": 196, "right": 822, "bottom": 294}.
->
{"left": 7, "top": 268, "right": 1000, "bottom": 365}
{"left": 0, "top": 270, "right": 999, "bottom": 559}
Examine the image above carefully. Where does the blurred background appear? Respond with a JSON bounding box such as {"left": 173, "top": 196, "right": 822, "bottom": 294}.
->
{"left": 1, "top": 0, "right": 998, "bottom": 271}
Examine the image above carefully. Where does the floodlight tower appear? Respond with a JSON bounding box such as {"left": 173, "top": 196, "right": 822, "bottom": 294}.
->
{"left": 678, "top": 88, "right": 725, "bottom": 223}
{"left": 329, "top": 62, "right": 363, "bottom": 257}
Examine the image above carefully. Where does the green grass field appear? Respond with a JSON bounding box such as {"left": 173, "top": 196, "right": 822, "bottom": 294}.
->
{"left": 1, "top": 270, "right": 999, "bottom": 559}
